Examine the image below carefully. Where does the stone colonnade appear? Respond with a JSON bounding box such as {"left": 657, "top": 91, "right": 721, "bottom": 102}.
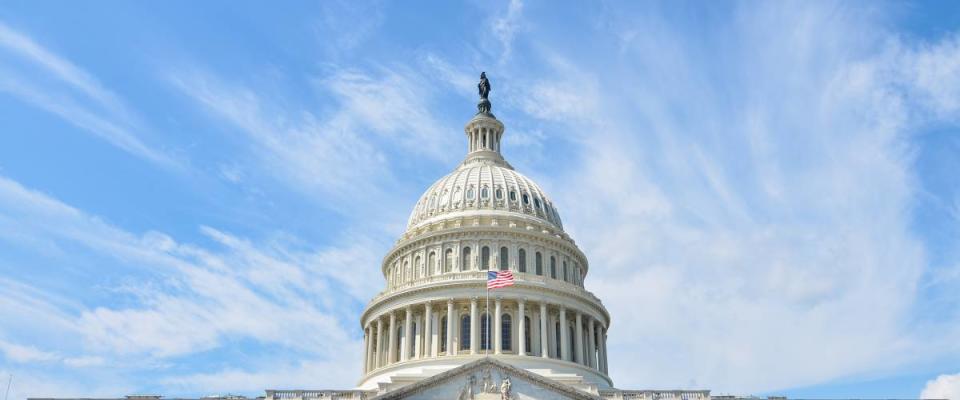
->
{"left": 361, "top": 298, "right": 609, "bottom": 375}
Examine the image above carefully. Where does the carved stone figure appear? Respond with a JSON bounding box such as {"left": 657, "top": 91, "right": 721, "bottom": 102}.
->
{"left": 481, "top": 367, "right": 496, "bottom": 393}
{"left": 458, "top": 374, "right": 476, "bottom": 400}
{"left": 499, "top": 377, "right": 512, "bottom": 400}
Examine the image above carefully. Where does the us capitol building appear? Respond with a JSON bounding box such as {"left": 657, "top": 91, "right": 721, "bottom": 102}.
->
{"left": 34, "top": 75, "right": 747, "bottom": 400}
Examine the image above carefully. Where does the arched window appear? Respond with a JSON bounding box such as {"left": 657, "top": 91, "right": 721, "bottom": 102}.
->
{"left": 440, "top": 316, "right": 448, "bottom": 353}
{"left": 460, "top": 315, "right": 471, "bottom": 350}
{"left": 550, "top": 256, "right": 557, "bottom": 279}
{"left": 518, "top": 249, "right": 527, "bottom": 273}
{"left": 562, "top": 260, "right": 568, "bottom": 282}
{"left": 404, "top": 260, "right": 411, "bottom": 282}
{"left": 414, "top": 256, "right": 421, "bottom": 280}
{"left": 480, "top": 313, "right": 491, "bottom": 350}
{"left": 510, "top": 191, "right": 517, "bottom": 201}
{"left": 535, "top": 252, "right": 543, "bottom": 275}
{"left": 481, "top": 246, "right": 490, "bottom": 270}
{"left": 462, "top": 247, "right": 472, "bottom": 271}
{"left": 499, "top": 247, "right": 509, "bottom": 271}
{"left": 534, "top": 198, "right": 541, "bottom": 209}
{"left": 523, "top": 193, "right": 530, "bottom": 205}
{"left": 428, "top": 252, "right": 436, "bottom": 276}
{"left": 501, "top": 314, "right": 512, "bottom": 351}
{"left": 467, "top": 187, "right": 475, "bottom": 200}
{"left": 496, "top": 188, "right": 503, "bottom": 199}
{"left": 481, "top": 187, "right": 489, "bottom": 199}
{"left": 524, "top": 316, "right": 532, "bottom": 355}
{"left": 445, "top": 249, "right": 454, "bottom": 273}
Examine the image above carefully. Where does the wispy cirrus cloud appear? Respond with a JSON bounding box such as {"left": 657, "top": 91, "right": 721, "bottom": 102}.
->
{"left": 0, "top": 174, "right": 373, "bottom": 397}
{"left": 487, "top": 1, "right": 960, "bottom": 394}
{"left": 0, "top": 21, "right": 178, "bottom": 168}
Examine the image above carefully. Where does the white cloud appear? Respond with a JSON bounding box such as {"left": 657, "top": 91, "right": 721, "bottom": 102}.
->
{"left": 510, "top": 2, "right": 960, "bottom": 393}
{"left": 0, "top": 174, "right": 371, "bottom": 390}
{"left": 0, "top": 21, "right": 177, "bottom": 168}
{"left": 0, "top": 340, "right": 58, "bottom": 363}
{"left": 922, "top": 373, "right": 960, "bottom": 400}
{"left": 490, "top": 0, "right": 524, "bottom": 63}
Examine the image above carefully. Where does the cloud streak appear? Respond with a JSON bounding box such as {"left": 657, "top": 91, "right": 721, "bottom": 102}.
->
{"left": 0, "top": 21, "right": 177, "bottom": 168}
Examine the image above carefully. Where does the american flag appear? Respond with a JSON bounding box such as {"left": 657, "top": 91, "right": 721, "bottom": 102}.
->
{"left": 487, "top": 270, "right": 514, "bottom": 289}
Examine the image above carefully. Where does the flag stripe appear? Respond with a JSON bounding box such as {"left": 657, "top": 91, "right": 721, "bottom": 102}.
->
{"left": 487, "top": 270, "right": 515, "bottom": 289}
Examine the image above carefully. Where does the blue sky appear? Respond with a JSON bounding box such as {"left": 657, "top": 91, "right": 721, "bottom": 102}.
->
{"left": 1, "top": 1, "right": 959, "bottom": 399}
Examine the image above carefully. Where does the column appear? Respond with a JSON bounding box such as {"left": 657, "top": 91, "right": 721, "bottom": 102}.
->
{"left": 403, "top": 306, "right": 413, "bottom": 361}
{"left": 494, "top": 297, "right": 502, "bottom": 354}
{"left": 518, "top": 300, "right": 526, "bottom": 356}
{"left": 599, "top": 326, "right": 607, "bottom": 374}
{"left": 470, "top": 297, "right": 478, "bottom": 354}
{"left": 362, "top": 327, "right": 369, "bottom": 373}
{"left": 446, "top": 300, "right": 454, "bottom": 355}
{"left": 375, "top": 318, "right": 383, "bottom": 369}
{"left": 559, "top": 306, "right": 569, "bottom": 361}
{"left": 539, "top": 302, "right": 549, "bottom": 358}
{"left": 388, "top": 312, "right": 397, "bottom": 364}
{"left": 424, "top": 302, "right": 433, "bottom": 358}
{"left": 587, "top": 317, "right": 596, "bottom": 369}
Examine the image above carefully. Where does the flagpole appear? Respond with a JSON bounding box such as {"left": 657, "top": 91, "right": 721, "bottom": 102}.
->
{"left": 485, "top": 275, "right": 490, "bottom": 356}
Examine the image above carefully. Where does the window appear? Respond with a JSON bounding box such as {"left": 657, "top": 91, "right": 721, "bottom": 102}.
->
{"left": 534, "top": 198, "right": 541, "bottom": 209}
{"left": 404, "top": 261, "right": 411, "bottom": 282}
{"left": 467, "top": 187, "right": 475, "bottom": 200}
{"left": 569, "top": 326, "right": 576, "bottom": 358}
{"left": 397, "top": 327, "right": 403, "bottom": 357}
{"left": 523, "top": 193, "right": 529, "bottom": 204}
{"left": 550, "top": 256, "right": 557, "bottom": 279}
{"left": 444, "top": 249, "right": 454, "bottom": 273}
{"left": 524, "top": 316, "right": 532, "bottom": 355}
{"left": 411, "top": 321, "right": 418, "bottom": 355}
{"left": 499, "top": 247, "right": 508, "bottom": 271}
{"left": 502, "top": 314, "right": 512, "bottom": 351}
{"left": 510, "top": 191, "right": 517, "bottom": 201}
{"left": 496, "top": 188, "right": 503, "bottom": 199}
{"left": 481, "top": 187, "right": 489, "bottom": 199}
{"left": 414, "top": 256, "right": 421, "bottom": 280}
{"left": 518, "top": 249, "right": 526, "bottom": 273}
{"left": 480, "top": 313, "right": 491, "bottom": 350}
{"left": 460, "top": 315, "right": 471, "bottom": 350}
{"left": 462, "top": 247, "right": 472, "bottom": 271}
{"left": 535, "top": 252, "right": 543, "bottom": 275}
{"left": 440, "top": 316, "right": 448, "bottom": 353}
{"left": 428, "top": 252, "right": 436, "bottom": 276}
{"left": 454, "top": 188, "right": 462, "bottom": 202}
{"left": 555, "top": 322, "right": 561, "bottom": 358}
{"left": 562, "top": 261, "right": 568, "bottom": 282}
{"left": 481, "top": 246, "right": 490, "bottom": 270}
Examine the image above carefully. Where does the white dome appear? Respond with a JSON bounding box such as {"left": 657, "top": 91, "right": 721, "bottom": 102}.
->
{"left": 407, "top": 156, "right": 563, "bottom": 230}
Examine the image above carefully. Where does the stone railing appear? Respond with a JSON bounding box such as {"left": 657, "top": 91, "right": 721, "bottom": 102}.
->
{"left": 368, "top": 271, "right": 603, "bottom": 306}
{"left": 600, "top": 390, "right": 711, "bottom": 400}
{"left": 265, "top": 390, "right": 371, "bottom": 400}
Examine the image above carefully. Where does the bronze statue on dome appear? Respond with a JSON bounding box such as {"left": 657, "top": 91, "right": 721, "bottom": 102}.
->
{"left": 477, "top": 72, "right": 492, "bottom": 114}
